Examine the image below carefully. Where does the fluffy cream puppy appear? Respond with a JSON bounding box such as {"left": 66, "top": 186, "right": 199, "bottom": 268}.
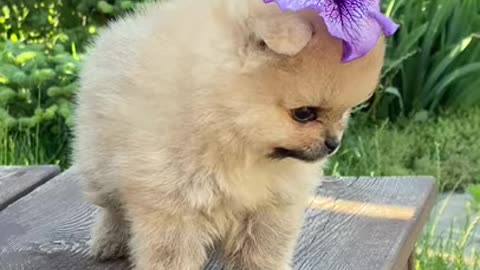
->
{"left": 72, "top": 0, "right": 386, "bottom": 269}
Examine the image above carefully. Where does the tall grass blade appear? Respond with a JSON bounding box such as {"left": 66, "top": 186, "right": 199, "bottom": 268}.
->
{"left": 428, "top": 63, "right": 480, "bottom": 110}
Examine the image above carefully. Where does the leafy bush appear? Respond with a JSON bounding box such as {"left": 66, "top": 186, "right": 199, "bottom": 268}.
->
{"left": 0, "top": 0, "right": 148, "bottom": 167}
{"left": 1, "top": 0, "right": 146, "bottom": 49}
{"left": 0, "top": 40, "right": 81, "bottom": 167}
{"left": 370, "top": 0, "right": 480, "bottom": 119}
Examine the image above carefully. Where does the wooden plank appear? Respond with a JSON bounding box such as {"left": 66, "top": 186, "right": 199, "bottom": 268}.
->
{"left": 294, "top": 177, "right": 436, "bottom": 270}
{"left": 0, "top": 166, "right": 60, "bottom": 211}
{"left": 0, "top": 168, "right": 436, "bottom": 270}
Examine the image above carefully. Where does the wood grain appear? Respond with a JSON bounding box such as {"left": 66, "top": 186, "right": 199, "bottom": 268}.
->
{"left": 0, "top": 166, "right": 60, "bottom": 211}
{"left": 0, "top": 168, "right": 436, "bottom": 270}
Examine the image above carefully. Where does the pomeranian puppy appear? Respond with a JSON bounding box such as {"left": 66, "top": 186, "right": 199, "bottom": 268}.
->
{"left": 72, "top": 0, "right": 386, "bottom": 269}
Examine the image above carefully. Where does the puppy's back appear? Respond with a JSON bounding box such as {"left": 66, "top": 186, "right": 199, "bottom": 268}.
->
{"left": 72, "top": 0, "right": 250, "bottom": 198}
{"left": 73, "top": 2, "right": 181, "bottom": 193}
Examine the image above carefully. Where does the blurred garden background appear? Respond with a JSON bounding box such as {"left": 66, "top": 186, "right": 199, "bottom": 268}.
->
{"left": 0, "top": 0, "right": 479, "bottom": 268}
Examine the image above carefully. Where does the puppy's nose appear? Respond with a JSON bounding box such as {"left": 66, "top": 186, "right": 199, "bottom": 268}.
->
{"left": 324, "top": 137, "right": 340, "bottom": 154}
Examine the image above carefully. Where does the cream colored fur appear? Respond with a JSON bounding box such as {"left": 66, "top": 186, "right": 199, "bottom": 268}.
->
{"left": 72, "top": 0, "right": 386, "bottom": 269}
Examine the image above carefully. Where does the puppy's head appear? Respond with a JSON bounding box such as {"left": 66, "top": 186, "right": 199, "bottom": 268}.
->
{"left": 202, "top": 1, "right": 385, "bottom": 163}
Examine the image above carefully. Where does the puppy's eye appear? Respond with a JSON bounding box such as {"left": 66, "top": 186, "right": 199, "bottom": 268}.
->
{"left": 292, "top": 107, "right": 318, "bottom": 123}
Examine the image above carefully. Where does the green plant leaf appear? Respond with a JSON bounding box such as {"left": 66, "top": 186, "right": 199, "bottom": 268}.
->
{"left": 97, "top": 1, "right": 115, "bottom": 14}
{"left": 384, "top": 86, "right": 405, "bottom": 113}
{"left": 467, "top": 185, "right": 480, "bottom": 205}
{"left": 428, "top": 62, "right": 480, "bottom": 110}
{"left": 424, "top": 35, "right": 474, "bottom": 93}
{"left": 413, "top": 110, "right": 429, "bottom": 122}
{"left": 15, "top": 51, "right": 37, "bottom": 65}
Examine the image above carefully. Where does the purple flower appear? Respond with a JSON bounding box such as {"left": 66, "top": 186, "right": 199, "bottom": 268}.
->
{"left": 263, "top": 0, "right": 399, "bottom": 62}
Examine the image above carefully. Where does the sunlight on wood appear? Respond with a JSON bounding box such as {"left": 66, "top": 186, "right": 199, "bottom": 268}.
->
{"left": 307, "top": 196, "right": 415, "bottom": 221}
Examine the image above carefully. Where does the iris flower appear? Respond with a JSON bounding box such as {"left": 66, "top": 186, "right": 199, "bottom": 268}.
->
{"left": 263, "top": 0, "right": 399, "bottom": 62}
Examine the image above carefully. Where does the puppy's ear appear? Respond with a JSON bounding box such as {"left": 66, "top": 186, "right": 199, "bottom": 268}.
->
{"left": 249, "top": 13, "right": 313, "bottom": 56}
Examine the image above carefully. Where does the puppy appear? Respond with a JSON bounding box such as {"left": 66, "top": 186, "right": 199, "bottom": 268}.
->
{"left": 72, "top": 0, "right": 386, "bottom": 269}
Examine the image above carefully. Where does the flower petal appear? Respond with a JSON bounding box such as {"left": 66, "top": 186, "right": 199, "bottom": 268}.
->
{"left": 263, "top": 0, "right": 399, "bottom": 62}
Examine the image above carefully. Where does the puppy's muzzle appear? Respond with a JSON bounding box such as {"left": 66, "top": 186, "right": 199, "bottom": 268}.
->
{"left": 270, "top": 137, "right": 341, "bottom": 162}
{"left": 324, "top": 137, "right": 340, "bottom": 155}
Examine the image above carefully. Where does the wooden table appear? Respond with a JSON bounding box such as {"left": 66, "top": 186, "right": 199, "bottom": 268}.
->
{"left": 0, "top": 166, "right": 436, "bottom": 270}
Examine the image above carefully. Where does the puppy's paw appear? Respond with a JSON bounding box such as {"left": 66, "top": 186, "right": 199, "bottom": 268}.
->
{"left": 89, "top": 234, "right": 128, "bottom": 261}
{"left": 88, "top": 208, "right": 130, "bottom": 261}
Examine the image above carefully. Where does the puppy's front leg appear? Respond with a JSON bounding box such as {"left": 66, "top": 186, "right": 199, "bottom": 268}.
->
{"left": 225, "top": 205, "right": 304, "bottom": 270}
{"left": 90, "top": 205, "right": 130, "bottom": 260}
{"left": 128, "top": 207, "right": 211, "bottom": 270}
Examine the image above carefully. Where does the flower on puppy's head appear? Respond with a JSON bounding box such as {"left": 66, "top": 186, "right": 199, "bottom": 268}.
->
{"left": 263, "top": 0, "right": 399, "bottom": 62}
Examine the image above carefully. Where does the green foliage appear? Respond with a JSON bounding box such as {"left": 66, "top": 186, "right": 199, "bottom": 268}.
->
{"left": 370, "top": 0, "right": 480, "bottom": 119}
{"left": 0, "top": 40, "right": 80, "bottom": 167}
{"left": 0, "top": 0, "right": 146, "bottom": 168}
{"left": 327, "top": 107, "right": 480, "bottom": 192}
{"left": 467, "top": 185, "right": 480, "bottom": 206}
{"left": 1, "top": 0, "right": 146, "bottom": 49}
{"left": 0, "top": 125, "right": 68, "bottom": 166}
{"left": 416, "top": 193, "right": 480, "bottom": 270}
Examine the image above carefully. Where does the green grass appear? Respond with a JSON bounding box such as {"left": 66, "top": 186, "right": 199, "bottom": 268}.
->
{"left": 416, "top": 191, "right": 480, "bottom": 270}
{"left": 0, "top": 125, "right": 69, "bottom": 167}
{"left": 328, "top": 107, "right": 480, "bottom": 192}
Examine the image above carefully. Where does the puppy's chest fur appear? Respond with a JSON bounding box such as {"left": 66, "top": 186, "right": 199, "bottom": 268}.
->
{"left": 180, "top": 160, "right": 319, "bottom": 230}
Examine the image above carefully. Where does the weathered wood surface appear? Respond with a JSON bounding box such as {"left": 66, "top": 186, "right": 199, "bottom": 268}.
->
{"left": 0, "top": 166, "right": 60, "bottom": 211}
{"left": 0, "top": 167, "right": 436, "bottom": 270}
